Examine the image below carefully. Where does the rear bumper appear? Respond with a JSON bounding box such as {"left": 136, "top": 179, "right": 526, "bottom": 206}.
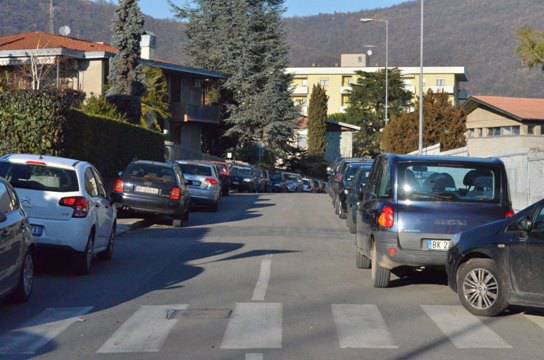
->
{"left": 116, "top": 193, "right": 184, "bottom": 216}
{"left": 375, "top": 236, "right": 448, "bottom": 270}
{"left": 28, "top": 217, "right": 92, "bottom": 253}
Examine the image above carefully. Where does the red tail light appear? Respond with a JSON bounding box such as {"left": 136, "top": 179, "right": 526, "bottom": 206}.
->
{"left": 378, "top": 206, "right": 394, "bottom": 229}
{"left": 170, "top": 187, "right": 182, "bottom": 201}
{"left": 206, "top": 178, "right": 219, "bottom": 186}
{"left": 504, "top": 210, "right": 514, "bottom": 218}
{"left": 113, "top": 179, "right": 124, "bottom": 193}
{"left": 59, "top": 197, "right": 89, "bottom": 218}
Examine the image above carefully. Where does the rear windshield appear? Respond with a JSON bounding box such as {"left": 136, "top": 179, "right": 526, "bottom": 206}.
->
{"left": 345, "top": 164, "right": 370, "bottom": 182}
{"left": 397, "top": 162, "right": 500, "bottom": 203}
{"left": 180, "top": 164, "right": 212, "bottom": 176}
{"left": 125, "top": 163, "right": 176, "bottom": 183}
{"left": 0, "top": 162, "right": 79, "bottom": 192}
{"left": 232, "top": 167, "right": 254, "bottom": 177}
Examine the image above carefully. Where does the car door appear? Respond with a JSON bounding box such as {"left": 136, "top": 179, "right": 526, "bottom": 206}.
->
{"left": 92, "top": 167, "right": 115, "bottom": 244}
{"left": 84, "top": 168, "right": 108, "bottom": 248}
{"left": 0, "top": 181, "right": 23, "bottom": 292}
{"left": 357, "top": 158, "right": 383, "bottom": 254}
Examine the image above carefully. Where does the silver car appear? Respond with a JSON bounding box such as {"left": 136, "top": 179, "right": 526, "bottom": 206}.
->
{"left": 177, "top": 162, "right": 221, "bottom": 212}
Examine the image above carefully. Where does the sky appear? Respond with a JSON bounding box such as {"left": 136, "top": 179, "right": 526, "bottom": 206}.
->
{"left": 137, "top": 0, "right": 407, "bottom": 19}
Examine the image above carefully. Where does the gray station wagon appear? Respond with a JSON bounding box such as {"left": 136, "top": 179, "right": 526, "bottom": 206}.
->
{"left": 356, "top": 154, "right": 513, "bottom": 288}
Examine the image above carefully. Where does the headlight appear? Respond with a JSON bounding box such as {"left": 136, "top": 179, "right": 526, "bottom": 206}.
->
{"left": 243, "top": 178, "right": 252, "bottom": 182}
{"left": 450, "top": 233, "right": 461, "bottom": 248}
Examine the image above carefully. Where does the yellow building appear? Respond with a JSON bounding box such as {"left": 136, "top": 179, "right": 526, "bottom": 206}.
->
{"left": 287, "top": 60, "right": 467, "bottom": 116}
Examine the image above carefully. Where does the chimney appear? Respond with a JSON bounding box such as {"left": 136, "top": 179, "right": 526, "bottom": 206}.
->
{"left": 140, "top": 32, "right": 156, "bottom": 60}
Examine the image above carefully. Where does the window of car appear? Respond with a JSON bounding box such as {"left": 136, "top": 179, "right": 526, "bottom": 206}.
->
{"left": 85, "top": 168, "right": 99, "bottom": 197}
{"left": 397, "top": 162, "right": 500, "bottom": 203}
{"left": 532, "top": 207, "right": 544, "bottom": 233}
{"left": 0, "top": 162, "right": 79, "bottom": 192}
{"left": 179, "top": 164, "right": 213, "bottom": 177}
{"left": 0, "top": 182, "right": 16, "bottom": 213}
{"left": 91, "top": 168, "right": 107, "bottom": 198}
{"left": 6, "top": 185, "right": 19, "bottom": 211}
{"left": 376, "top": 159, "right": 392, "bottom": 198}
{"left": 126, "top": 163, "right": 176, "bottom": 184}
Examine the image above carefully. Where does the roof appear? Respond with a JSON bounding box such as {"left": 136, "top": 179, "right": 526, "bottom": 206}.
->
{"left": 0, "top": 32, "right": 117, "bottom": 54}
{"left": 384, "top": 153, "right": 503, "bottom": 165}
{"left": 464, "top": 96, "right": 544, "bottom": 122}
{"left": 287, "top": 66, "right": 467, "bottom": 81}
{"left": 141, "top": 59, "right": 225, "bottom": 79}
{"left": 296, "top": 117, "right": 361, "bottom": 131}
{"left": 1, "top": 154, "right": 84, "bottom": 169}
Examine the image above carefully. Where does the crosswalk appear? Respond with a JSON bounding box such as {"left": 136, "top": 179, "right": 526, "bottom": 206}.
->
{"left": 0, "top": 303, "right": 541, "bottom": 355}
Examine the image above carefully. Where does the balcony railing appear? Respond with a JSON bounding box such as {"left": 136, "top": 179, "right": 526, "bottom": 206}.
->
{"left": 170, "top": 102, "right": 220, "bottom": 124}
{"left": 292, "top": 85, "right": 309, "bottom": 95}
{"left": 341, "top": 85, "right": 352, "bottom": 94}
{"left": 429, "top": 85, "right": 454, "bottom": 94}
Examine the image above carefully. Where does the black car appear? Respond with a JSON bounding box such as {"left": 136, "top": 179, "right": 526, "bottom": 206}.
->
{"left": 0, "top": 177, "right": 34, "bottom": 303}
{"left": 345, "top": 163, "right": 373, "bottom": 234}
{"left": 230, "top": 166, "right": 257, "bottom": 192}
{"left": 337, "top": 161, "right": 373, "bottom": 219}
{"left": 207, "top": 161, "right": 231, "bottom": 196}
{"left": 356, "top": 154, "right": 513, "bottom": 288}
{"left": 112, "top": 161, "right": 190, "bottom": 226}
{"left": 447, "top": 199, "right": 544, "bottom": 316}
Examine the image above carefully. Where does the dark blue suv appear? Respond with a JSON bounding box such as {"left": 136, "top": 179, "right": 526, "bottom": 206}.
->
{"left": 356, "top": 154, "right": 512, "bottom": 288}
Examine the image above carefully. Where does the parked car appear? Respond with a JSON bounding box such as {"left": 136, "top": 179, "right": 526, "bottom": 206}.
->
{"left": 206, "top": 161, "right": 231, "bottom": 196}
{"left": 356, "top": 154, "right": 513, "bottom": 288}
{"left": 447, "top": 199, "right": 544, "bottom": 316}
{"left": 302, "top": 178, "right": 314, "bottom": 192}
{"left": 113, "top": 160, "right": 190, "bottom": 227}
{"left": 230, "top": 166, "right": 258, "bottom": 192}
{"left": 270, "top": 172, "right": 287, "bottom": 193}
{"left": 330, "top": 158, "right": 366, "bottom": 206}
{"left": 178, "top": 161, "right": 221, "bottom": 211}
{"left": 0, "top": 177, "right": 34, "bottom": 303}
{"left": 336, "top": 161, "right": 373, "bottom": 219}
{"left": 345, "top": 163, "right": 373, "bottom": 234}
{"left": 0, "top": 154, "right": 118, "bottom": 275}
{"left": 284, "top": 173, "right": 303, "bottom": 192}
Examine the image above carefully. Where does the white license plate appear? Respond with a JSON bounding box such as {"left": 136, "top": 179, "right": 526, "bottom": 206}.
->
{"left": 31, "top": 225, "right": 43, "bottom": 237}
{"left": 135, "top": 186, "right": 159, "bottom": 195}
{"left": 426, "top": 240, "right": 450, "bottom": 251}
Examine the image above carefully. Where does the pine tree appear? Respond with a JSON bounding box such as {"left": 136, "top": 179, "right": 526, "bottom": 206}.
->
{"left": 107, "top": 0, "right": 145, "bottom": 123}
{"left": 307, "top": 84, "right": 328, "bottom": 156}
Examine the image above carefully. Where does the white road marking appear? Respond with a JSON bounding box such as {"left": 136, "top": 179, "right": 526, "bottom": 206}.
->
{"left": 97, "top": 304, "right": 188, "bottom": 353}
{"left": 422, "top": 305, "right": 511, "bottom": 349}
{"left": 524, "top": 313, "right": 544, "bottom": 329}
{"left": 0, "top": 306, "right": 93, "bottom": 354}
{"left": 221, "top": 302, "right": 282, "bottom": 349}
{"left": 332, "top": 304, "right": 397, "bottom": 349}
{"left": 252, "top": 256, "right": 272, "bottom": 301}
{"left": 245, "top": 353, "right": 264, "bottom": 360}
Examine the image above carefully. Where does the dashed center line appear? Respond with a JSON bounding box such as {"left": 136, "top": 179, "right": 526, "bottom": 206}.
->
{"left": 252, "top": 255, "right": 272, "bottom": 301}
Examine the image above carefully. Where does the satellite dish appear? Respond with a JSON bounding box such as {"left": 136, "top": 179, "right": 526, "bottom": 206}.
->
{"left": 58, "top": 25, "right": 71, "bottom": 36}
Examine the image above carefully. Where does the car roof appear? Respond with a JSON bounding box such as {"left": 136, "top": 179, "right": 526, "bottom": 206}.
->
{"left": 131, "top": 160, "right": 174, "bottom": 168}
{"left": 177, "top": 161, "right": 214, "bottom": 168}
{"left": 0, "top": 153, "right": 87, "bottom": 170}
{"left": 383, "top": 153, "right": 503, "bottom": 165}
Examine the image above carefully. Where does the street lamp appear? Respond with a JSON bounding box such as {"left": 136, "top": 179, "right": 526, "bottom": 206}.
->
{"left": 360, "top": 18, "right": 389, "bottom": 124}
{"left": 418, "top": 0, "right": 424, "bottom": 154}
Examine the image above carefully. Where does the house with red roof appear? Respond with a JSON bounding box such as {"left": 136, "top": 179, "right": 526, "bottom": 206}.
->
{"left": 464, "top": 96, "right": 544, "bottom": 157}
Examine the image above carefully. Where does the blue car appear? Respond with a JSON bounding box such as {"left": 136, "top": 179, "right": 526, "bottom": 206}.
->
{"left": 356, "top": 154, "right": 513, "bottom": 288}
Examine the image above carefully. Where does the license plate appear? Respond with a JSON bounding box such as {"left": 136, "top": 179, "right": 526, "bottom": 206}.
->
{"left": 135, "top": 186, "right": 159, "bottom": 195}
{"left": 426, "top": 239, "right": 450, "bottom": 251}
{"left": 191, "top": 181, "right": 201, "bottom": 187}
{"left": 31, "top": 225, "right": 43, "bottom": 237}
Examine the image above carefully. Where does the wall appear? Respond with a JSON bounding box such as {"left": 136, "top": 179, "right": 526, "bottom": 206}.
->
{"left": 79, "top": 59, "right": 105, "bottom": 96}
{"left": 467, "top": 136, "right": 544, "bottom": 157}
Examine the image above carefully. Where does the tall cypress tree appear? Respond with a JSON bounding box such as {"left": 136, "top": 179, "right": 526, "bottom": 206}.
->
{"left": 307, "top": 84, "right": 328, "bottom": 156}
{"left": 108, "top": 0, "right": 145, "bottom": 123}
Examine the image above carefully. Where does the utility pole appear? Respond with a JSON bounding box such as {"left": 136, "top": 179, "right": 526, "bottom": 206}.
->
{"left": 49, "top": 0, "right": 55, "bottom": 34}
{"left": 418, "top": 0, "right": 424, "bottom": 154}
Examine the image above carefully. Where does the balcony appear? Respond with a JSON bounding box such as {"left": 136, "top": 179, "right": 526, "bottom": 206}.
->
{"left": 171, "top": 102, "right": 220, "bottom": 125}
{"left": 429, "top": 85, "right": 454, "bottom": 94}
{"left": 292, "top": 85, "right": 309, "bottom": 95}
{"left": 341, "top": 85, "right": 352, "bottom": 94}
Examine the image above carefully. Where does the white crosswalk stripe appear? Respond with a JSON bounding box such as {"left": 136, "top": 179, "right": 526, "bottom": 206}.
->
{"left": 0, "top": 306, "right": 93, "bottom": 355}
{"left": 221, "top": 302, "right": 282, "bottom": 349}
{"left": 421, "top": 305, "right": 512, "bottom": 349}
{"left": 332, "top": 304, "right": 397, "bottom": 349}
{"left": 97, "top": 304, "right": 188, "bottom": 353}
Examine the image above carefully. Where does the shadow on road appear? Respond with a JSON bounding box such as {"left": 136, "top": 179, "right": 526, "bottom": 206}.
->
{"left": 388, "top": 268, "right": 448, "bottom": 288}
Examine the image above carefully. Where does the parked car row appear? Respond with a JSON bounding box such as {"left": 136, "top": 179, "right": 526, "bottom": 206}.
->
{"left": 329, "top": 153, "right": 544, "bottom": 317}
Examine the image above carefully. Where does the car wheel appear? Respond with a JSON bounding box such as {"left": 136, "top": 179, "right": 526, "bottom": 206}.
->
{"left": 338, "top": 201, "right": 347, "bottom": 219}
{"left": 75, "top": 233, "right": 94, "bottom": 276}
{"left": 334, "top": 198, "right": 340, "bottom": 215}
{"left": 371, "top": 241, "right": 390, "bottom": 288}
{"left": 98, "top": 225, "right": 115, "bottom": 261}
{"left": 356, "top": 247, "right": 371, "bottom": 269}
{"left": 457, "top": 259, "right": 509, "bottom": 316}
{"left": 8, "top": 251, "right": 34, "bottom": 303}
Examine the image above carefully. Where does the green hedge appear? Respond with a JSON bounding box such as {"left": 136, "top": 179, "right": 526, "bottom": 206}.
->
{"left": 0, "top": 90, "right": 165, "bottom": 178}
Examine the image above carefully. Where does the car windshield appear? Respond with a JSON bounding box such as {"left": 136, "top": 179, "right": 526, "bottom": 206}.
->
{"left": 0, "top": 162, "right": 79, "bottom": 192}
{"left": 232, "top": 167, "right": 254, "bottom": 177}
{"left": 358, "top": 167, "right": 372, "bottom": 185}
{"left": 397, "top": 162, "right": 500, "bottom": 203}
{"left": 126, "top": 163, "right": 176, "bottom": 183}
{"left": 180, "top": 164, "right": 212, "bottom": 176}
{"left": 285, "top": 174, "right": 299, "bottom": 181}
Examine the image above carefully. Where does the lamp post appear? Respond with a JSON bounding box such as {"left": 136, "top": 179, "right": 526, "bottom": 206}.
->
{"left": 360, "top": 18, "right": 389, "bottom": 124}
{"left": 418, "top": 0, "right": 424, "bottom": 154}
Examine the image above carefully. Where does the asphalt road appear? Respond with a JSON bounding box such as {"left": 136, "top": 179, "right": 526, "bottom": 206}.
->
{"left": 1, "top": 193, "right": 544, "bottom": 360}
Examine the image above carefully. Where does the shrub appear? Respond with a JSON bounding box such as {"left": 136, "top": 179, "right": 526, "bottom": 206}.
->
{"left": 80, "top": 94, "right": 127, "bottom": 122}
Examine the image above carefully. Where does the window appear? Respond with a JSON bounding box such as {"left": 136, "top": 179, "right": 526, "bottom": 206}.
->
{"left": 194, "top": 79, "right": 202, "bottom": 88}
{"left": 476, "top": 128, "right": 483, "bottom": 137}
{"left": 85, "top": 169, "right": 99, "bottom": 197}
{"left": 126, "top": 163, "right": 176, "bottom": 184}
{"left": 179, "top": 164, "right": 213, "bottom": 177}
{"left": 301, "top": 79, "right": 308, "bottom": 87}
{"left": 533, "top": 207, "right": 544, "bottom": 233}
{"left": 501, "top": 126, "right": 520, "bottom": 136}
{"left": 0, "top": 162, "right": 79, "bottom": 192}
{"left": 358, "top": 56, "right": 363, "bottom": 63}
{"left": 375, "top": 159, "right": 392, "bottom": 198}
{"left": 91, "top": 168, "right": 107, "bottom": 198}
{"left": 6, "top": 186, "right": 19, "bottom": 211}
{"left": 467, "top": 129, "right": 474, "bottom": 138}
{"left": 487, "top": 127, "right": 501, "bottom": 137}
{"left": 436, "top": 79, "right": 446, "bottom": 87}
{"left": 319, "top": 79, "right": 329, "bottom": 87}
{"left": 0, "top": 182, "right": 12, "bottom": 214}
{"left": 528, "top": 125, "right": 540, "bottom": 135}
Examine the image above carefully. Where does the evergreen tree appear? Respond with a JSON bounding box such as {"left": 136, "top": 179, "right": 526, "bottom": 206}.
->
{"left": 108, "top": 0, "right": 145, "bottom": 123}
{"left": 141, "top": 66, "right": 170, "bottom": 131}
{"left": 307, "top": 84, "right": 328, "bottom": 156}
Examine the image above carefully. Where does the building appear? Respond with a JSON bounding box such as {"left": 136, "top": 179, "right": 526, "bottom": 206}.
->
{"left": 287, "top": 54, "right": 467, "bottom": 116}
{"left": 295, "top": 117, "right": 360, "bottom": 162}
{"left": 464, "top": 96, "right": 544, "bottom": 157}
{"left": 0, "top": 31, "right": 225, "bottom": 157}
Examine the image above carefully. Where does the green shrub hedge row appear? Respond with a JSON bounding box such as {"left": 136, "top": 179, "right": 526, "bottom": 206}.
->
{"left": 0, "top": 90, "right": 165, "bottom": 178}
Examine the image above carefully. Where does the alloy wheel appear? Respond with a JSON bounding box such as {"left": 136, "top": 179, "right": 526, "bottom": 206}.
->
{"left": 462, "top": 268, "right": 499, "bottom": 310}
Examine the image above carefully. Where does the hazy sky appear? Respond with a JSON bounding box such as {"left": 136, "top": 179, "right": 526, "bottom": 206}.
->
{"left": 137, "top": 0, "right": 407, "bottom": 19}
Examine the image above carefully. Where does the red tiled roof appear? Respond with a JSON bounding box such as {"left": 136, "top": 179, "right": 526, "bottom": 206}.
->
{"left": 468, "top": 96, "right": 544, "bottom": 121}
{"left": 0, "top": 32, "right": 117, "bottom": 54}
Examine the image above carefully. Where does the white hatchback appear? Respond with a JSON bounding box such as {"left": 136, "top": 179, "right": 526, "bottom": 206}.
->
{"left": 0, "top": 154, "right": 117, "bottom": 275}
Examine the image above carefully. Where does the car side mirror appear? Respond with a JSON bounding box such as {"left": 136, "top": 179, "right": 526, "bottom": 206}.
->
{"left": 520, "top": 217, "right": 533, "bottom": 232}
{"left": 0, "top": 211, "right": 6, "bottom": 223}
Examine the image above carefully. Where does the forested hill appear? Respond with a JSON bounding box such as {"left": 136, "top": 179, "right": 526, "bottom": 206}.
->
{"left": 2, "top": 0, "right": 544, "bottom": 97}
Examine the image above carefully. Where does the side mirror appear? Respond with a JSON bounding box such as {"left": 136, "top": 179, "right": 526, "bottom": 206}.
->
{"left": 520, "top": 217, "right": 533, "bottom": 232}
{"left": 0, "top": 211, "right": 6, "bottom": 223}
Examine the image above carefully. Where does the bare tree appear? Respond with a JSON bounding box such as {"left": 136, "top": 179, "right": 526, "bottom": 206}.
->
{"left": 17, "top": 43, "right": 56, "bottom": 90}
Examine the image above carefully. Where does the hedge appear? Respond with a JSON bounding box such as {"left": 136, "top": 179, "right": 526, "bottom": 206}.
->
{"left": 0, "top": 89, "right": 165, "bottom": 178}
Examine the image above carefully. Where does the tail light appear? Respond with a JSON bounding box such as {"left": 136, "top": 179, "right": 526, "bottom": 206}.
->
{"left": 113, "top": 179, "right": 124, "bottom": 193}
{"left": 205, "top": 178, "right": 219, "bottom": 186}
{"left": 170, "top": 187, "right": 182, "bottom": 201}
{"left": 504, "top": 210, "right": 514, "bottom": 218}
{"left": 378, "top": 206, "right": 394, "bottom": 229}
{"left": 59, "top": 197, "right": 89, "bottom": 218}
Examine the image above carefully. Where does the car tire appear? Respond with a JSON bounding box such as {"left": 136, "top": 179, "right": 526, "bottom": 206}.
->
{"left": 334, "top": 198, "right": 340, "bottom": 216}
{"left": 8, "top": 251, "right": 34, "bottom": 303}
{"left": 75, "top": 233, "right": 94, "bottom": 276}
{"left": 456, "top": 258, "right": 509, "bottom": 317}
{"left": 98, "top": 225, "right": 115, "bottom": 261}
{"left": 371, "top": 241, "right": 390, "bottom": 288}
{"left": 356, "top": 247, "right": 371, "bottom": 269}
